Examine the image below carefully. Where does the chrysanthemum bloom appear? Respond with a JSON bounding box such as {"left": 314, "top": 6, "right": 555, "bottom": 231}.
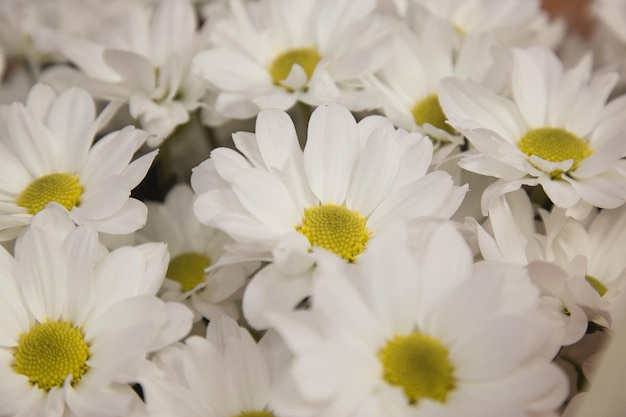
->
{"left": 411, "top": 0, "right": 563, "bottom": 47}
{"left": 191, "top": 0, "right": 392, "bottom": 119}
{"left": 37, "top": 0, "right": 209, "bottom": 145}
{"left": 136, "top": 184, "right": 259, "bottom": 321}
{"left": 371, "top": 14, "right": 504, "bottom": 163}
{"left": 267, "top": 222, "right": 568, "bottom": 417}
{"left": 534, "top": 205, "right": 626, "bottom": 328}
{"left": 192, "top": 103, "right": 467, "bottom": 327}
{"left": 0, "top": 207, "right": 193, "bottom": 417}
{"left": 0, "top": 83, "right": 156, "bottom": 240}
{"left": 142, "top": 316, "right": 276, "bottom": 417}
{"left": 471, "top": 190, "right": 624, "bottom": 345}
{"left": 439, "top": 46, "right": 626, "bottom": 220}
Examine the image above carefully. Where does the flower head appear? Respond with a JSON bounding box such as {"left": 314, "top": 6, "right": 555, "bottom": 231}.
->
{"left": 142, "top": 316, "right": 275, "bottom": 417}
{"left": 440, "top": 46, "right": 626, "bottom": 219}
{"left": 0, "top": 207, "right": 192, "bottom": 416}
{"left": 192, "top": 103, "right": 467, "bottom": 328}
{"left": 267, "top": 222, "right": 568, "bottom": 416}
{"left": 0, "top": 83, "right": 156, "bottom": 240}
{"left": 192, "top": 0, "right": 392, "bottom": 118}
{"left": 136, "top": 184, "right": 259, "bottom": 321}
{"left": 38, "top": 0, "right": 209, "bottom": 144}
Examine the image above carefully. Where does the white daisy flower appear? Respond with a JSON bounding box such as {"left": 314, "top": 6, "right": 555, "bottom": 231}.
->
{"left": 439, "top": 46, "right": 626, "bottom": 220}
{"left": 371, "top": 14, "right": 505, "bottom": 163}
{"left": 192, "top": 103, "right": 467, "bottom": 327}
{"left": 0, "top": 207, "right": 193, "bottom": 417}
{"left": 471, "top": 190, "right": 620, "bottom": 345}
{"left": 136, "top": 184, "right": 259, "bottom": 321}
{"left": 538, "top": 205, "right": 626, "bottom": 326}
{"left": 412, "top": 0, "right": 564, "bottom": 48}
{"left": 0, "top": 83, "right": 156, "bottom": 240}
{"left": 267, "top": 222, "right": 568, "bottom": 417}
{"left": 142, "top": 315, "right": 276, "bottom": 417}
{"left": 191, "top": 0, "right": 392, "bottom": 119}
{"left": 38, "top": 0, "right": 209, "bottom": 145}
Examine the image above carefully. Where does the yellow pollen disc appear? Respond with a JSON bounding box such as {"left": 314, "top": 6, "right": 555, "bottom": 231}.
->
{"left": 232, "top": 412, "right": 275, "bottom": 417}
{"left": 269, "top": 48, "right": 321, "bottom": 88}
{"left": 518, "top": 128, "right": 593, "bottom": 176}
{"left": 585, "top": 275, "right": 608, "bottom": 297}
{"left": 379, "top": 332, "right": 455, "bottom": 404}
{"left": 166, "top": 252, "right": 211, "bottom": 293}
{"left": 296, "top": 203, "right": 370, "bottom": 262}
{"left": 411, "top": 94, "right": 455, "bottom": 134}
{"left": 13, "top": 321, "right": 90, "bottom": 390}
{"left": 17, "top": 173, "right": 82, "bottom": 215}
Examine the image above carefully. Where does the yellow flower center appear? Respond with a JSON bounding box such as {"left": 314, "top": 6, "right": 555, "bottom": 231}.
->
{"left": 269, "top": 48, "right": 321, "bottom": 88}
{"left": 296, "top": 203, "right": 370, "bottom": 262}
{"left": 379, "top": 332, "right": 455, "bottom": 404}
{"left": 232, "top": 412, "right": 275, "bottom": 417}
{"left": 17, "top": 173, "right": 82, "bottom": 215}
{"left": 585, "top": 275, "right": 608, "bottom": 297}
{"left": 518, "top": 128, "right": 593, "bottom": 177}
{"left": 166, "top": 252, "right": 212, "bottom": 293}
{"left": 411, "top": 94, "right": 455, "bottom": 134}
{"left": 13, "top": 321, "right": 90, "bottom": 390}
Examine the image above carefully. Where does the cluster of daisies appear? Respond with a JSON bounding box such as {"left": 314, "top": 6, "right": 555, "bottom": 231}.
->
{"left": 1, "top": 0, "right": 626, "bottom": 416}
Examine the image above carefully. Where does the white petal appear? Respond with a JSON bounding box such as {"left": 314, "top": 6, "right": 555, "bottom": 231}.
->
{"left": 66, "top": 383, "right": 132, "bottom": 417}
{"left": 511, "top": 47, "right": 554, "bottom": 127}
{"left": 243, "top": 264, "right": 312, "bottom": 330}
{"left": 460, "top": 362, "right": 567, "bottom": 412}
{"left": 62, "top": 226, "right": 98, "bottom": 324}
{"left": 46, "top": 87, "right": 95, "bottom": 170}
{"left": 439, "top": 77, "right": 525, "bottom": 144}
{"left": 149, "top": 0, "right": 196, "bottom": 66}
{"left": 121, "top": 150, "right": 158, "bottom": 190}
{"left": 74, "top": 176, "right": 130, "bottom": 219}
{"left": 146, "top": 301, "right": 193, "bottom": 352}
{"left": 565, "top": 175, "right": 626, "bottom": 209}
{"left": 346, "top": 132, "right": 399, "bottom": 217}
{"left": 255, "top": 109, "right": 302, "bottom": 172}
{"left": 192, "top": 49, "right": 270, "bottom": 91}
{"left": 231, "top": 169, "right": 301, "bottom": 232}
{"left": 5, "top": 104, "right": 58, "bottom": 177}
{"left": 538, "top": 177, "right": 581, "bottom": 209}
{"left": 16, "top": 225, "right": 67, "bottom": 322}
{"left": 417, "top": 222, "right": 474, "bottom": 316}
{"left": 574, "top": 134, "right": 626, "bottom": 178}
{"left": 86, "top": 198, "right": 148, "bottom": 234}
{"left": 366, "top": 171, "right": 454, "bottom": 230}
{"left": 103, "top": 49, "right": 155, "bottom": 93}
{"left": 211, "top": 148, "right": 252, "bottom": 182}
{"left": 304, "top": 103, "right": 360, "bottom": 203}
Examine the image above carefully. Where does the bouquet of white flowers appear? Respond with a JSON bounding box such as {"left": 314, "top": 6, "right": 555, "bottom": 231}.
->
{"left": 0, "top": 0, "right": 625, "bottom": 416}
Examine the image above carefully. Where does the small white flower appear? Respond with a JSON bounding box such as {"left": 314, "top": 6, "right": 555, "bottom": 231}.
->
{"left": 0, "top": 207, "right": 192, "bottom": 417}
{"left": 191, "top": 103, "right": 466, "bottom": 328}
{"left": 38, "top": 0, "right": 209, "bottom": 145}
{"left": 539, "top": 205, "right": 626, "bottom": 326}
{"left": 142, "top": 316, "right": 276, "bottom": 417}
{"left": 471, "top": 190, "right": 623, "bottom": 344}
{"left": 440, "top": 47, "right": 626, "bottom": 219}
{"left": 371, "top": 14, "right": 504, "bottom": 163}
{"left": 412, "top": 0, "right": 563, "bottom": 47}
{"left": 192, "top": 0, "right": 392, "bottom": 118}
{"left": 0, "top": 83, "right": 156, "bottom": 240}
{"left": 136, "top": 184, "right": 259, "bottom": 321}
{"left": 267, "top": 222, "right": 567, "bottom": 417}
